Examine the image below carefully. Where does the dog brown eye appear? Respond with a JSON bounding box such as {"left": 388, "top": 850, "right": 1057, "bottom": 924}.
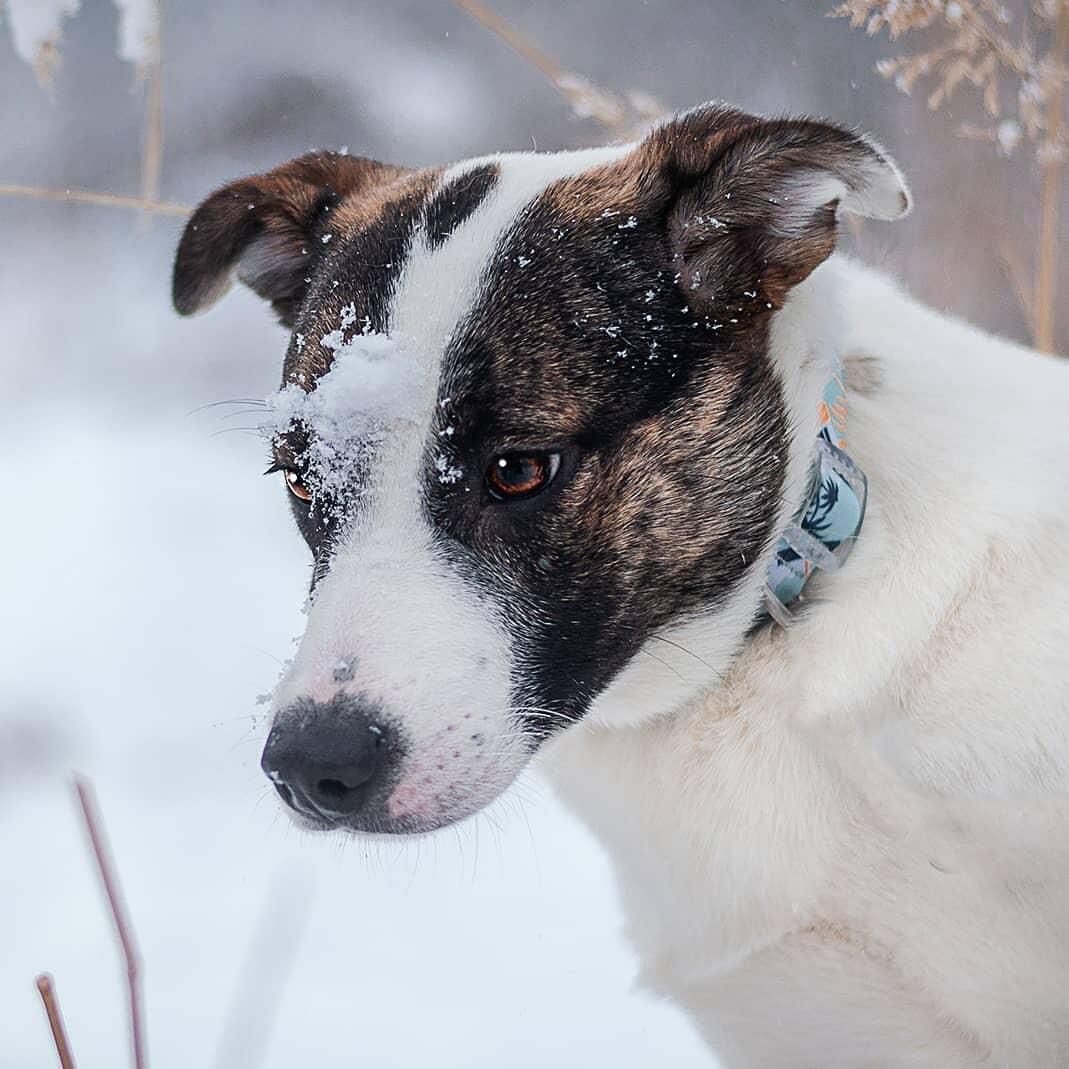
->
{"left": 284, "top": 470, "right": 312, "bottom": 502}
{"left": 486, "top": 452, "right": 560, "bottom": 500}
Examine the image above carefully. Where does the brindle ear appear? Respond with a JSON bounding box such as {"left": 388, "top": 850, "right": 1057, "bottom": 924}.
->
{"left": 172, "top": 152, "right": 408, "bottom": 326}
{"left": 639, "top": 104, "right": 911, "bottom": 311}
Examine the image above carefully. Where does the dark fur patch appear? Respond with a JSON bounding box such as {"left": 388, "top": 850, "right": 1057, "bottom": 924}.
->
{"left": 274, "top": 170, "right": 439, "bottom": 576}
{"left": 421, "top": 180, "right": 789, "bottom": 735}
{"left": 636, "top": 104, "right": 906, "bottom": 310}
{"left": 178, "top": 104, "right": 904, "bottom": 749}
{"left": 172, "top": 152, "right": 410, "bottom": 326}
{"left": 424, "top": 164, "right": 500, "bottom": 250}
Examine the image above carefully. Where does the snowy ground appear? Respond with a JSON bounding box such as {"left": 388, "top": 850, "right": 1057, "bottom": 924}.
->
{"left": 0, "top": 246, "right": 711, "bottom": 1066}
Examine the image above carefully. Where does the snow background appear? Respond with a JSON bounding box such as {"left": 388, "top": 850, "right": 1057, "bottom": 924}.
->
{"left": 0, "top": 1, "right": 1061, "bottom": 1065}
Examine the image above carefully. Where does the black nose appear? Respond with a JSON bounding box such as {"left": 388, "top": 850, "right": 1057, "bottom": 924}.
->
{"left": 260, "top": 696, "right": 390, "bottom": 825}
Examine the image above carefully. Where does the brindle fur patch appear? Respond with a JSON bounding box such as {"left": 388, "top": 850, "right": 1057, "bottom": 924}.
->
{"left": 423, "top": 165, "right": 789, "bottom": 730}
{"left": 172, "top": 152, "right": 411, "bottom": 325}
{"left": 174, "top": 105, "right": 899, "bottom": 742}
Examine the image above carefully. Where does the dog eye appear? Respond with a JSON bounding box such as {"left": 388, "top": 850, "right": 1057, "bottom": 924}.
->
{"left": 486, "top": 452, "right": 561, "bottom": 501}
{"left": 283, "top": 470, "right": 312, "bottom": 502}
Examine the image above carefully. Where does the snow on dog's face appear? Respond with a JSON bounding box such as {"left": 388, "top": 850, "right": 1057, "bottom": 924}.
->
{"left": 173, "top": 104, "right": 908, "bottom": 834}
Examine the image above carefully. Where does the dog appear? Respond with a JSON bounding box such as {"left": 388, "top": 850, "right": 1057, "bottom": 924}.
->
{"left": 172, "top": 103, "right": 1069, "bottom": 1066}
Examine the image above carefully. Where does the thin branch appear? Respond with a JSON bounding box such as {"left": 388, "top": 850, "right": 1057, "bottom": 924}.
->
{"left": 73, "top": 777, "right": 148, "bottom": 1069}
{"left": 1034, "top": 0, "right": 1069, "bottom": 353}
{"left": 451, "top": 0, "right": 565, "bottom": 89}
{"left": 0, "top": 184, "right": 189, "bottom": 217}
{"left": 35, "top": 974, "right": 78, "bottom": 1069}
{"left": 998, "top": 237, "right": 1035, "bottom": 337}
{"left": 449, "top": 0, "right": 633, "bottom": 130}
{"left": 138, "top": 2, "right": 164, "bottom": 223}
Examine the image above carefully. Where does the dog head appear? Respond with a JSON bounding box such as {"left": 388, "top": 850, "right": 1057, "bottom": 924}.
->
{"left": 174, "top": 103, "right": 909, "bottom": 834}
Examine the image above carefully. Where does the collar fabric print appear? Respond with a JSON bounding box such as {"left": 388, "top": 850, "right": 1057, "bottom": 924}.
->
{"left": 764, "top": 354, "right": 868, "bottom": 626}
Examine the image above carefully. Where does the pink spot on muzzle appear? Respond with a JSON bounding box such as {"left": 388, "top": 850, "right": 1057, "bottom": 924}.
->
{"left": 388, "top": 780, "right": 429, "bottom": 820}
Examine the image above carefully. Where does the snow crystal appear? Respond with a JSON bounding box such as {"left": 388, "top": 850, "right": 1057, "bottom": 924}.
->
{"left": 434, "top": 453, "right": 464, "bottom": 485}
{"left": 996, "top": 119, "right": 1022, "bottom": 157}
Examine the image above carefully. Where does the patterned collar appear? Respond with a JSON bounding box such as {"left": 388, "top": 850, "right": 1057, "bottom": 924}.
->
{"left": 764, "top": 356, "right": 868, "bottom": 626}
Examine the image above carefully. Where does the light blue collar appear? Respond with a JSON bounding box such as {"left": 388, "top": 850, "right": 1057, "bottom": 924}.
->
{"left": 764, "top": 357, "right": 867, "bottom": 626}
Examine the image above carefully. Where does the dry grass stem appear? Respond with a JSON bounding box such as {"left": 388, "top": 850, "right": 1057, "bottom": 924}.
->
{"left": 1035, "top": 0, "right": 1069, "bottom": 351}
{"left": 73, "top": 777, "right": 148, "bottom": 1069}
{"left": 138, "top": 3, "right": 165, "bottom": 224}
{"left": 35, "top": 973, "right": 78, "bottom": 1069}
{"left": 450, "top": 0, "right": 664, "bottom": 135}
{"left": 834, "top": 0, "right": 1068, "bottom": 353}
{"left": 998, "top": 238, "right": 1036, "bottom": 334}
{"left": 0, "top": 184, "right": 189, "bottom": 217}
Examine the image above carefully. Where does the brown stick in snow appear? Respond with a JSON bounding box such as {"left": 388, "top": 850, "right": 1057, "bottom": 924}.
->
{"left": 73, "top": 777, "right": 148, "bottom": 1069}
{"left": 35, "top": 973, "right": 78, "bottom": 1069}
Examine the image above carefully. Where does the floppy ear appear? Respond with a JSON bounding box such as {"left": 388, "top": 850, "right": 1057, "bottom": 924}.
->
{"left": 172, "top": 152, "right": 408, "bottom": 326}
{"left": 638, "top": 104, "right": 911, "bottom": 312}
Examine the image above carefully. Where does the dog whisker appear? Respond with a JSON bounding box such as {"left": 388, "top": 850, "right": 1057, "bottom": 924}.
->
{"left": 187, "top": 397, "right": 269, "bottom": 417}
{"left": 647, "top": 633, "right": 724, "bottom": 682}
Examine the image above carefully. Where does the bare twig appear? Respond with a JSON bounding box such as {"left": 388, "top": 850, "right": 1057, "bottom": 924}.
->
{"left": 73, "top": 777, "right": 148, "bottom": 1069}
{"left": 0, "top": 184, "right": 189, "bottom": 217}
{"left": 451, "top": 0, "right": 564, "bottom": 91}
{"left": 833, "top": 0, "right": 1068, "bottom": 353}
{"left": 1035, "top": 0, "right": 1069, "bottom": 353}
{"left": 35, "top": 974, "right": 78, "bottom": 1069}
{"left": 138, "top": 2, "right": 164, "bottom": 224}
{"left": 998, "top": 237, "right": 1035, "bottom": 336}
{"left": 449, "top": 0, "right": 663, "bottom": 133}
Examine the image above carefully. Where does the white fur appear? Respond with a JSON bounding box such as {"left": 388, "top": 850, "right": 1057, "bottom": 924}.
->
{"left": 268, "top": 138, "right": 1069, "bottom": 1061}
{"left": 546, "top": 256, "right": 1069, "bottom": 1065}
{"left": 272, "top": 145, "right": 630, "bottom": 826}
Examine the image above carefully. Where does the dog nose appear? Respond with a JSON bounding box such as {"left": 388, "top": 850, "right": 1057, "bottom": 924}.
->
{"left": 260, "top": 697, "right": 389, "bottom": 824}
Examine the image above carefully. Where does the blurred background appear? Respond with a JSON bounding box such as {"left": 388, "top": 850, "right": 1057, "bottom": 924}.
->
{"left": 1, "top": 1, "right": 1064, "bottom": 1066}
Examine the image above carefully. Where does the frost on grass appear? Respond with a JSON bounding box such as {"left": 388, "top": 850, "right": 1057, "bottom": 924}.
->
{"left": 5, "top": 0, "right": 81, "bottom": 81}
{"left": 262, "top": 329, "right": 429, "bottom": 509}
{"left": 112, "top": 0, "right": 160, "bottom": 69}
{"left": 6, "top": 0, "right": 158, "bottom": 83}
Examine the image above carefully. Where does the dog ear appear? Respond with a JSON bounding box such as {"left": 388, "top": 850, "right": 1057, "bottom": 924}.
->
{"left": 637, "top": 104, "right": 910, "bottom": 312}
{"left": 172, "top": 152, "right": 408, "bottom": 326}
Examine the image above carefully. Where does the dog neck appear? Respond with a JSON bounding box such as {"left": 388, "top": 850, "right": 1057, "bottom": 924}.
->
{"left": 763, "top": 350, "right": 868, "bottom": 627}
{"left": 582, "top": 258, "right": 850, "bottom": 730}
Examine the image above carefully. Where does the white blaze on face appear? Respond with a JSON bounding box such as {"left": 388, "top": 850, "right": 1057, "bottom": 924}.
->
{"left": 268, "top": 145, "right": 630, "bottom": 827}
